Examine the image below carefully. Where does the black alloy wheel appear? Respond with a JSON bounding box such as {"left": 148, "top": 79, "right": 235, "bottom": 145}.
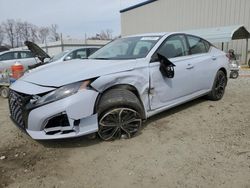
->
{"left": 98, "top": 108, "right": 142, "bottom": 141}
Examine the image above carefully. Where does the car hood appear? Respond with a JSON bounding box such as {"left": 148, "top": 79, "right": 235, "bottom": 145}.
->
{"left": 25, "top": 41, "right": 50, "bottom": 62}
{"left": 20, "top": 59, "right": 137, "bottom": 87}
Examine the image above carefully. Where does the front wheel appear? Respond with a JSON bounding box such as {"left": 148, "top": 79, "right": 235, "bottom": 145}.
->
{"left": 97, "top": 89, "right": 144, "bottom": 141}
{"left": 206, "top": 70, "right": 227, "bottom": 101}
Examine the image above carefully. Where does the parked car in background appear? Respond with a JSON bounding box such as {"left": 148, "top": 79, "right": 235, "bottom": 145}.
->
{"left": 9, "top": 32, "right": 229, "bottom": 141}
{"left": 50, "top": 47, "right": 100, "bottom": 63}
{"left": 0, "top": 50, "right": 39, "bottom": 72}
{"left": 25, "top": 41, "right": 101, "bottom": 69}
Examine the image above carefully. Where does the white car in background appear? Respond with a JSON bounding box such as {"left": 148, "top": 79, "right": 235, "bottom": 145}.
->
{"left": 0, "top": 50, "right": 39, "bottom": 72}
{"left": 49, "top": 47, "right": 100, "bottom": 63}
{"left": 25, "top": 41, "right": 101, "bottom": 69}
{"left": 9, "top": 32, "right": 229, "bottom": 141}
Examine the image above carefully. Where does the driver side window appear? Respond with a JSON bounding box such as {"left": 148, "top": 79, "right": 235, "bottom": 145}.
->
{"left": 75, "top": 49, "right": 87, "bottom": 59}
{"left": 158, "top": 35, "right": 188, "bottom": 59}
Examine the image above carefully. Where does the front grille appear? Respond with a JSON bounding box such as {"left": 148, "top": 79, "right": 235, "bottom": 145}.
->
{"left": 8, "top": 90, "right": 31, "bottom": 129}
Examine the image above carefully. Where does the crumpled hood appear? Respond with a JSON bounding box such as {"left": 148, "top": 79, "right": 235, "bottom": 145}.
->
{"left": 20, "top": 59, "right": 137, "bottom": 87}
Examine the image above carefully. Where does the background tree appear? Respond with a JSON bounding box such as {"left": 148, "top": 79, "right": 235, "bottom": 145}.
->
{"left": 3, "top": 19, "right": 16, "bottom": 47}
{"left": 49, "top": 24, "right": 60, "bottom": 41}
{"left": 99, "top": 29, "right": 113, "bottom": 40}
{"left": 0, "top": 26, "right": 4, "bottom": 46}
{"left": 38, "top": 27, "right": 50, "bottom": 44}
{"left": 29, "top": 24, "right": 38, "bottom": 42}
{"left": 89, "top": 29, "right": 114, "bottom": 40}
{"left": 15, "top": 20, "right": 24, "bottom": 47}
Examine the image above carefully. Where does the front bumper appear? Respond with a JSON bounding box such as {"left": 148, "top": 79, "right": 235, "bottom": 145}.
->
{"left": 9, "top": 89, "right": 99, "bottom": 140}
{"left": 27, "top": 114, "right": 98, "bottom": 140}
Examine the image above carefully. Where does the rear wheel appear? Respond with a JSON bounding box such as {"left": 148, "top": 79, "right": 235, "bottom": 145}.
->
{"left": 206, "top": 70, "right": 227, "bottom": 101}
{"left": 0, "top": 87, "right": 9, "bottom": 98}
{"left": 97, "top": 89, "right": 144, "bottom": 141}
{"left": 230, "top": 71, "right": 239, "bottom": 79}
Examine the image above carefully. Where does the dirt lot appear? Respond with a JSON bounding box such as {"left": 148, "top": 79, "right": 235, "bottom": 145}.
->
{"left": 0, "top": 71, "right": 250, "bottom": 188}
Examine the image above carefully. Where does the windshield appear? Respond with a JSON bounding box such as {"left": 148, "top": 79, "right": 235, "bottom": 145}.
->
{"left": 50, "top": 51, "right": 69, "bottom": 62}
{"left": 89, "top": 36, "right": 161, "bottom": 60}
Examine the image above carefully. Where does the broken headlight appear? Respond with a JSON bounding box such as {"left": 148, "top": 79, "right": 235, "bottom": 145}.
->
{"left": 36, "top": 81, "right": 90, "bottom": 105}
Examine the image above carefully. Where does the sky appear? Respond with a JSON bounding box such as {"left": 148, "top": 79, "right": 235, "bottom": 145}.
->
{"left": 0, "top": 0, "right": 145, "bottom": 39}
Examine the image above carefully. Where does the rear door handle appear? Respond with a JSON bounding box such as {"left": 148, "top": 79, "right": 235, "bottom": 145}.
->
{"left": 212, "top": 56, "right": 217, "bottom": 61}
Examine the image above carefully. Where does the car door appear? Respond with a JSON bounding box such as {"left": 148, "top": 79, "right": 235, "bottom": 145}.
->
{"left": 186, "top": 35, "right": 216, "bottom": 91}
{"left": 17, "top": 51, "right": 37, "bottom": 69}
{"left": 0, "top": 52, "right": 18, "bottom": 71}
{"left": 149, "top": 34, "right": 195, "bottom": 110}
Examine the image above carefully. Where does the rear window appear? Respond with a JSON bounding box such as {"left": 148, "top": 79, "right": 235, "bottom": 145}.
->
{"left": 187, "top": 35, "right": 210, "bottom": 55}
{"left": 88, "top": 48, "right": 99, "bottom": 56}
{"left": 20, "top": 51, "right": 34, "bottom": 59}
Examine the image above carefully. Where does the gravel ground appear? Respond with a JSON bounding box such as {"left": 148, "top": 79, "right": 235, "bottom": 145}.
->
{"left": 0, "top": 70, "right": 250, "bottom": 188}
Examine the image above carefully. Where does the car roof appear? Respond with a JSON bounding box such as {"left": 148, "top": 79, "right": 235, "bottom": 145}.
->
{"left": 124, "top": 32, "right": 169, "bottom": 38}
{"left": 124, "top": 32, "right": 201, "bottom": 38}
{"left": 0, "top": 50, "right": 31, "bottom": 55}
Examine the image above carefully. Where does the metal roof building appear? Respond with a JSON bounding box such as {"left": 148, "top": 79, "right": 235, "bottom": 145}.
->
{"left": 120, "top": 0, "right": 250, "bottom": 64}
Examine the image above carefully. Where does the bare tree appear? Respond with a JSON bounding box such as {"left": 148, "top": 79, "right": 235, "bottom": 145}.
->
{"left": 0, "top": 25, "right": 4, "bottom": 46}
{"left": 29, "top": 24, "right": 38, "bottom": 42}
{"left": 15, "top": 20, "right": 24, "bottom": 47}
{"left": 21, "top": 22, "right": 31, "bottom": 42}
{"left": 38, "top": 27, "right": 50, "bottom": 44}
{"left": 88, "top": 29, "right": 113, "bottom": 40}
{"left": 3, "top": 19, "right": 16, "bottom": 47}
{"left": 100, "top": 29, "right": 113, "bottom": 40}
{"left": 1, "top": 19, "right": 61, "bottom": 47}
{"left": 49, "top": 24, "right": 60, "bottom": 41}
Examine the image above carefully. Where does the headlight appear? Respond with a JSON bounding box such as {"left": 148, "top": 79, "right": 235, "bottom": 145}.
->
{"left": 36, "top": 80, "right": 90, "bottom": 105}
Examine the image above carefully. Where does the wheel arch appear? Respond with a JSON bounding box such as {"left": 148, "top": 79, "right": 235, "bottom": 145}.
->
{"left": 93, "top": 84, "right": 146, "bottom": 119}
{"left": 219, "top": 67, "right": 227, "bottom": 78}
{"left": 218, "top": 67, "right": 228, "bottom": 85}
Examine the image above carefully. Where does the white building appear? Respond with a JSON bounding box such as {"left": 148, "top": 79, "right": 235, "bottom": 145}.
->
{"left": 120, "top": 0, "right": 250, "bottom": 63}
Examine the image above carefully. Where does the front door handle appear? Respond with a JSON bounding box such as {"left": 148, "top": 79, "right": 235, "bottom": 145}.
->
{"left": 186, "top": 64, "right": 194, "bottom": 70}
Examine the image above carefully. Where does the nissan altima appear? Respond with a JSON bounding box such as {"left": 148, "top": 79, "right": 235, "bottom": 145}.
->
{"left": 8, "top": 32, "right": 229, "bottom": 141}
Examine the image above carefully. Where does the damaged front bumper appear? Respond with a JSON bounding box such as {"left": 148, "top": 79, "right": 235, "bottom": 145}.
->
{"left": 26, "top": 114, "right": 98, "bottom": 140}
{"left": 9, "top": 87, "right": 99, "bottom": 140}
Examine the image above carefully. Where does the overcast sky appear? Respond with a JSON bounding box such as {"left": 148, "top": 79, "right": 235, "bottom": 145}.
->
{"left": 0, "top": 0, "right": 145, "bottom": 38}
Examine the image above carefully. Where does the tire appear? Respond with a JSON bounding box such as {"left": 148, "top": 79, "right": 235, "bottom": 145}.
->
{"left": 97, "top": 89, "right": 144, "bottom": 141}
{"left": 0, "top": 87, "right": 9, "bottom": 98}
{"left": 206, "top": 70, "right": 227, "bottom": 101}
{"left": 230, "top": 71, "right": 239, "bottom": 79}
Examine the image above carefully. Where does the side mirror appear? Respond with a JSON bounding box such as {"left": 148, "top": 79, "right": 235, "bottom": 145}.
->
{"left": 64, "top": 56, "right": 72, "bottom": 61}
{"left": 157, "top": 53, "right": 175, "bottom": 78}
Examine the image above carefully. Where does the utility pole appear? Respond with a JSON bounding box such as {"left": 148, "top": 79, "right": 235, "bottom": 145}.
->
{"left": 61, "top": 33, "right": 64, "bottom": 52}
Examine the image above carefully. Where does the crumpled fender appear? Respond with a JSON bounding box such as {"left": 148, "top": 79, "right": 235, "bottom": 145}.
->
{"left": 90, "top": 68, "right": 150, "bottom": 113}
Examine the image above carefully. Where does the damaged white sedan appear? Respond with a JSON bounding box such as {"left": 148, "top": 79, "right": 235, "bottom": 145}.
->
{"left": 9, "top": 32, "right": 229, "bottom": 140}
